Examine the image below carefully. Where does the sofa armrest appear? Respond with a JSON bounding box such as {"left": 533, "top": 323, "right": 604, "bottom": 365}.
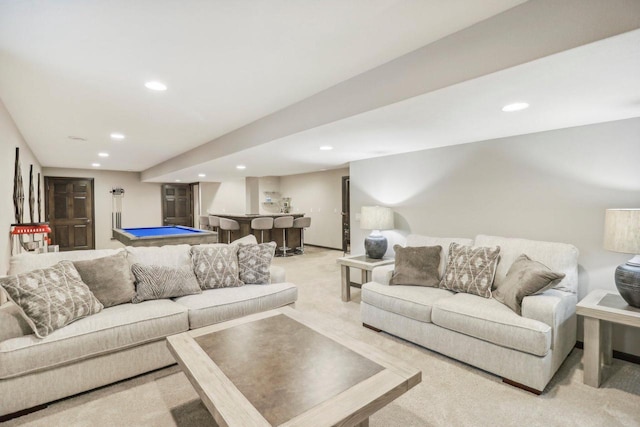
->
{"left": 521, "top": 288, "right": 577, "bottom": 351}
{"left": 371, "top": 264, "right": 395, "bottom": 286}
{"left": 270, "top": 265, "right": 286, "bottom": 283}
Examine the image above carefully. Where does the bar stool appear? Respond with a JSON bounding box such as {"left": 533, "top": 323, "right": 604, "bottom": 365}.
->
{"left": 273, "top": 216, "right": 294, "bottom": 257}
{"left": 208, "top": 215, "right": 220, "bottom": 233}
{"left": 293, "top": 217, "right": 311, "bottom": 254}
{"left": 198, "top": 215, "right": 210, "bottom": 231}
{"left": 251, "top": 217, "right": 274, "bottom": 243}
{"left": 219, "top": 218, "right": 240, "bottom": 244}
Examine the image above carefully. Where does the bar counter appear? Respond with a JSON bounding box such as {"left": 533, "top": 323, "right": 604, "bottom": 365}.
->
{"left": 210, "top": 213, "right": 305, "bottom": 247}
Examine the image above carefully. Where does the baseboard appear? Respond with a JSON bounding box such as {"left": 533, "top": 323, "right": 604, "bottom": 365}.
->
{"left": 305, "top": 244, "right": 343, "bottom": 251}
{"left": 575, "top": 341, "right": 640, "bottom": 365}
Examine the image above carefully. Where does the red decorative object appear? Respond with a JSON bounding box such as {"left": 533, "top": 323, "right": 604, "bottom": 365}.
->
{"left": 10, "top": 222, "right": 51, "bottom": 234}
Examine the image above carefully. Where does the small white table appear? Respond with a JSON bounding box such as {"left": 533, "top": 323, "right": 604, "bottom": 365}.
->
{"left": 576, "top": 289, "right": 640, "bottom": 387}
{"left": 337, "top": 255, "right": 394, "bottom": 302}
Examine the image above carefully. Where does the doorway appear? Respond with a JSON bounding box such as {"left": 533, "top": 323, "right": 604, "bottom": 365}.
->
{"left": 45, "top": 177, "right": 95, "bottom": 251}
{"left": 341, "top": 176, "right": 350, "bottom": 254}
{"left": 162, "top": 184, "right": 194, "bottom": 227}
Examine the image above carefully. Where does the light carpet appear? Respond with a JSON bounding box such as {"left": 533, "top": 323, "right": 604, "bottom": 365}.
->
{"left": 5, "top": 246, "right": 640, "bottom": 427}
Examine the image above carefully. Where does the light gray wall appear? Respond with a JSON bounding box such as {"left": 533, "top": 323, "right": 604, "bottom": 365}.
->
{"left": 280, "top": 168, "right": 349, "bottom": 250}
{"left": 42, "top": 168, "right": 162, "bottom": 250}
{"left": 350, "top": 117, "right": 640, "bottom": 356}
{"left": 0, "top": 98, "right": 42, "bottom": 277}
{"left": 200, "top": 179, "right": 246, "bottom": 215}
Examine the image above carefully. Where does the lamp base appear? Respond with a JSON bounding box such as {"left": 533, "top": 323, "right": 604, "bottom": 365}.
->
{"left": 615, "top": 260, "right": 640, "bottom": 308}
{"left": 365, "top": 234, "right": 387, "bottom": 259}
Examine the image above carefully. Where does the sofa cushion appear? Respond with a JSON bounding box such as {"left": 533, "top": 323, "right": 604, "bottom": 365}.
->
{"left": 0, "top": 261, "right": 104, "bottom": 338}
{"left": 73, "top": 252, "right": 136, "bottom": 308}
{"left": 390, "top": 244, "right": 441, "bottom": 287}
{"left": 0, "top": 299, "right": 188, "bottom": 379}
{"left": 173, "top": 282, "right": 298, "bottom": 329}
{"left": 474, "top": 235, "right": 579, "bottom": 293}
{"left": 493, "top": 254, "right": 566, "bottom": 315}
{"left": 361, "top": 281, "right": 454, "bottom": 323}
{"left": 191, "top": 245, "right": 243, "bottom": 289}
{"left": 9, "top": 249, "right": 124, "bottom": 275}
{"left": 126, "top": 244, "right": 191, "bottom": 268}
{"left": 431, "top": 293, "right": 551, "bottom": 357}
{"left": 131, "top": 264, "right": 202, "bottom": 303}
{"left": 439, "top": 243, "right": 500, "bottom": 298}
{"left": 237, "top": 242, "right": 276, "bottom": 284}
{"left": 405, "top": 235, "right": 473, "bottom": 278}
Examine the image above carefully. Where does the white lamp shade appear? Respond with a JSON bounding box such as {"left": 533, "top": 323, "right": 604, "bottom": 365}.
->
{"left": 360, "top": 206, "right": 394, "bottom": 230}
{"left": 604, "top": 209, "right": 640, "bottom": 254}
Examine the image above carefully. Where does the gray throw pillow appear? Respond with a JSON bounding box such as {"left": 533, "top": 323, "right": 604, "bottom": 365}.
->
{"left": 131, "top": 264, "right": 201, "bottom": 303}
{"left": 0, "top": 261, "right": 103, "bottom": 338}
{"left": 493, "top": 254, "right": 566, "bottom": 315}
{"left": 389, "top": 244, "right": 441, "bottom": 287}
{"left": 238, "top": 242, "right": 276, "bottom": 284}
{"left": 191, "top": 245, "right": 243, "bottom": 289}
{"left": 73, "top": 251, "right": 136, "bottom": 308}
{"left": 440, "top": 242, "right": 501, "bottom": 298}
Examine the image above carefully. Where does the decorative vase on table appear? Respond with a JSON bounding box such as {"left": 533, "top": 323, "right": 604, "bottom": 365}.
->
{"left": 603, "top": 208, "right": 640, "bottom": 308}
{"left": 360, "top": 206, "right": 394, "bottom": 259}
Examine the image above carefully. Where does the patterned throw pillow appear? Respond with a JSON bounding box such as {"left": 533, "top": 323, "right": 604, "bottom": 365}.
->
{"left": 131, "top": 264, "right": 201, "bottom": 303}
{"left": 190, "top": 245, "right": 244, "bottom": 289}
{"left": 0, "top": 260, "right": 103, "bottom": 338}
{"left": 493, "top": 254, "right": 565, "bottom": 315}
{"left": 440, "top": 243, "right": 501, "bottom": 298}
{"left": 238, "top": 242, "right": 276, "bottom": 284}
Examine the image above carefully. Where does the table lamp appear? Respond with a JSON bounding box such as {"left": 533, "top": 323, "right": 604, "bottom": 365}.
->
{"left": 360, "top": 206, "right": 394, "bottom": 259}
{"left": 603, "top": 208, "right": 640, "bottom": 308}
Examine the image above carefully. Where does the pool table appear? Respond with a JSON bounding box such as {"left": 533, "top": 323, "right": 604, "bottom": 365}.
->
{"left": 112, "top": 226, "right": 218, "bottom": 247}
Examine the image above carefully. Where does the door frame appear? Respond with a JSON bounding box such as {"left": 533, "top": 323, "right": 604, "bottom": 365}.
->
{"left": 44, "top": 176, "right": 96, "bottom": 251}
{"left": 341, "top": 175, "right": 350, "bottom": 254}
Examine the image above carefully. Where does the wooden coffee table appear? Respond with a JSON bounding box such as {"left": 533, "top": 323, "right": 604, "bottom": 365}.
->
{"left": 166, "top": 307, "right": 421, "bottom": 426}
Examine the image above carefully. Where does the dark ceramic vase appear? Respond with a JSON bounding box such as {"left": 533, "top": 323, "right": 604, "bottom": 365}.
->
{"left": 615, "top": 262, "right": 640, "bottom": 308}
{"left": 365, "top": 234, "right": 387, "bottom": 259}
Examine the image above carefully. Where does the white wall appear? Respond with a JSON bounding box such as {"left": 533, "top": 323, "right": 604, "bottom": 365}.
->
{"left": 350, "top": 117, "right": 640, "bottom": 356}
{"left": 259, "top": 176, "right": 281, "bottom": 214}
{"left": 280, "top": 168, "right": 348, "bottom": 249}
{"left": 0, "top": 98, "right": 42, "bottom": 275}
{"left": 42, "top": 168, "right": 162, "bottom": 250}
{"left": 200, "top": 179, "right": 246, "bottom": 215}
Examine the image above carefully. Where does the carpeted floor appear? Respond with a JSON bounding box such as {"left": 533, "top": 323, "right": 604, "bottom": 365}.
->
{"left": 5, "top": 246, "right": 640, "bottom": 426}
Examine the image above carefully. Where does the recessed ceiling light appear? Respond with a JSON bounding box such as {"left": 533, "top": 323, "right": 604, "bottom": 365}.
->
{"left": 175, "top": 179, "right": 181, "bottom": 182}
{"left": 145, "top": 81, "right": 167, "bottom": 91}
{"left": 198, "top": 173, "right": 206, "bottom": 177}
{"left": 502, "top": 102, "right": 529, "bottom": 112}
{"left": 68, "top": 136, "right": 87, "bottom": 141}
{"left": 319, "top": 145, "right": 333, "bottom": 151}
{"left": 110, "top": 133, "right": 125, "bottom": 140}
{"left": 98, "top": 152, "right": 109, "bottom": 158}
{"left": 236, "top": 165, "right": 246, "bottom": 170}
{"left": 91, "top": 163, "right": 101, "bottom": 167}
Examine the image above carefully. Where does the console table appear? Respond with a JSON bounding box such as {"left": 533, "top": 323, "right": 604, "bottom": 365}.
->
{"left": 576, "top": 289, "right": 640, "bottom": 387}
{"left": 337, "top": 255, "right": 394, "bottom": 302}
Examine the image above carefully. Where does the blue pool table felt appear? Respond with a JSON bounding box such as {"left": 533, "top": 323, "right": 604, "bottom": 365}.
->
{"left": 123, "top": 226, "right": 206, "bottom": 238}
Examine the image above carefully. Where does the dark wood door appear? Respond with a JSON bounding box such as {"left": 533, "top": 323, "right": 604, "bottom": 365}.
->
{"left": 342, "top": 175, "right": 350, "bottom": 254}
{"left": 45, "top": 177, "right": 95, "bottom": 251}
{"left": 162, "top": 184, "right": 193, "bottom": 227}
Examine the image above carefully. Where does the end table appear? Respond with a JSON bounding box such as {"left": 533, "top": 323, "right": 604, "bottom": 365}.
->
{"left": 576, "top": 289, "right": 640, "bottom": 387}
{"left": 336, "top": 255, "right": 394, "bottom": 302}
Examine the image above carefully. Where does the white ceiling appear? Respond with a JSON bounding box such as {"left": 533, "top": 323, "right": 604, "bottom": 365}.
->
{"left": 0, "top": 0, "right": 526, "bottom": 173}
{"left": 155, "top": 28, "right": 640, "bottom": 182}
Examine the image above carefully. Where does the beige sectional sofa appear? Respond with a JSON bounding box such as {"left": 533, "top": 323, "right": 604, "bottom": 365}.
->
{"left": 361, "top": 234, "right": 579, "bottom": 393}
{"left": 0, "top": 242, "right": 297, "bottom": 417}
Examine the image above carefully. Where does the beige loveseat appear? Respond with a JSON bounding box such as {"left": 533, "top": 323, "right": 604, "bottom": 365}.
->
{"left": 0, "top": 242, "right": 297, "bottom": 417}
{"left": 361, "top": 234, "right": 579, "bottom": 393}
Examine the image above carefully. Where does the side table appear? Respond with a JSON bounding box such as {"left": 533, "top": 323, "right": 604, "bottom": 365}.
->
{"left": 336, "top": 255, "right": 394, "bottom": 302}
{"left": 576, "top": 289, "right": 640, "bottom": 387}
